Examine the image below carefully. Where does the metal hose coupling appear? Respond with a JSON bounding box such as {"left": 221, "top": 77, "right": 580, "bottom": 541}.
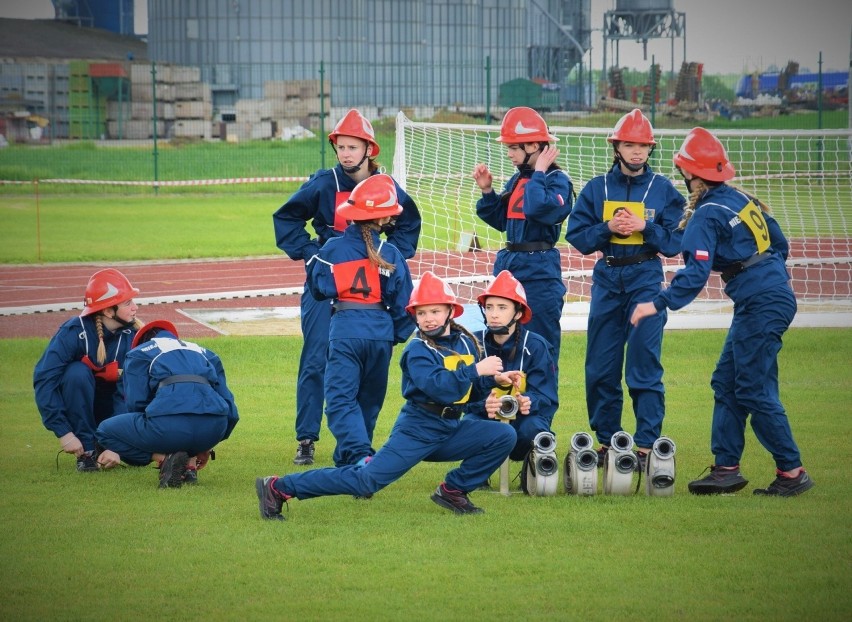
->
{"left": 565, "top": 431, "right": 599, "bottom": 495}
{"left": 497, "top": 394, "right": 519, "bottom": 420}
{"left": 646, "top": 436, "right": 677, "bottom": 496}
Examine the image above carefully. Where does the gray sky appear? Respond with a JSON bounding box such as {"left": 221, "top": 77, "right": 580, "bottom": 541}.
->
{"left": 1, "top": 0, "right": 850, "bottom": 75}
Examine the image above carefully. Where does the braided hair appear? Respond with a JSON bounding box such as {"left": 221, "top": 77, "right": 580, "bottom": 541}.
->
{"left": 358, "top": 221, "right": 395, "bottom": 272}
{"left": 94, "top": 313, "right": 143, "bottom": 365}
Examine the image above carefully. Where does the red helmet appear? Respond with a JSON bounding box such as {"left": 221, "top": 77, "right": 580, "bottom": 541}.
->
{"left": 673, "top": 127, "right": 735, "bottom": 182}
{"left": 496, "top": 107, "right": 557, "bottom": 144}
{"left": 337, "top": 174, "right": 403, "bottom": 221}
{"left": 406, "top": 271, "right": 464, "bottom": 318}
{"left": 477, "top": 270, "right": 532, "bottom": 324}
{"left": 328, "top": 109, "right": 380, "bottom": 156}
{"left": 608, "top": 108, "right": 656, "bottom": 145}
{"left": 131, "top": 319, "right": 178, "bottom": 349}
{"left": 81, "top": 268, "right": 139, "bottom": 316}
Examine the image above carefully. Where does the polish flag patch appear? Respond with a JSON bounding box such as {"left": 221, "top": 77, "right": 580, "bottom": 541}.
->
{"left": 695, "top": 249, "right": 709, "bottom": 261}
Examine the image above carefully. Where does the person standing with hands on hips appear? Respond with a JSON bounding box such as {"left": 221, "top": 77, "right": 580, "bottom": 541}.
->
{"left": 631, "top": 127, "right": 813, "bottom": 497}
{"left": 565, "top": 109, "right": 685, "bottom": 471}
{"left": 33, "top": 268, "right": 142, "bottom": 472}
{"left": 306, "top": 174, "right": 415, "bottom": 467}
{"left": 255, "top": 272, "right": 519, "bottom": 520}
{"left": 472, "top": 106, "right": 573, "bottom": 362}
{"left": 273, "top": 109, "right": 421, "bottom": 466}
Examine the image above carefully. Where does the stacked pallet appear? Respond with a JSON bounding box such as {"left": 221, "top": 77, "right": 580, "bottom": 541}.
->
{"left": 68, "top": 60, "right": 105, "bottom": 139}
{"left": 172, "top": 65, "right": 213, "bottom": 139}
{"left": 258, "top": 78, "right": 331, "bottom": 134}
{"left": 115, "top": 63, "right": 174, "bottom": 138}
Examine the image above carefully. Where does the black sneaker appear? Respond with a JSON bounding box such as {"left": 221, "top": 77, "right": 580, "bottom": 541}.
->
{"left": 430, "top": 483, "right": 484, "bottom": 515}
{"left": 76, "top": 451, "right": 99, "bottom": 472}
{"left": 159, "top": 452, "right": 189, "bottom": 489}
{"left": 688, "top": 465, "right": 748, "bottom": 495}
{"left": 754, "top": 469, "right": 814, "bottom": 497}
{"left": 596, "top": 446, "right": 608, "bottom": 469}
{"left": 293, "top": 440, "right": 315, "bottom": 466}
{"left": 635, "top": 450, "right": 649, "bottom": 474}
{"left": 256, "top": 476, "right": 287, "bottom": 520}
{"left": 183, "top": 468, "right": 198, "bottom": 485}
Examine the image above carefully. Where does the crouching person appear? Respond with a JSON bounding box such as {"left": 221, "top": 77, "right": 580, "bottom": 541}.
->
{"left": 95, "top": 320, "right": 239, "bottom": 488}
{"left": 465, "top": 270, "right": 559, "bottom": 494}
{"left": 255, "top": 271, "right": 517, "bottom": 520}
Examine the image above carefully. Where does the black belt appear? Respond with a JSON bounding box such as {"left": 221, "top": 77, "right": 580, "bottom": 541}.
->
{"left": 604, "top": 250, "right": 658, "bottom": 267}
{"left": 415, "top": 402, "right": 463, "bottom": 419}
{"left": 505, "top": 241, "right": 554, "bottom": 252}
{"left": 158, "top": 374, "right": 210, "bottom": 390}
{"left": 333, "top": 301, "right": 386, "bottom": 311}
{"left": 720, "top": 252, "right": 771, "bottom": 283}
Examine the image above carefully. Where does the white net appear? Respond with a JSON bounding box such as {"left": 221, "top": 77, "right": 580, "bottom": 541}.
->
{"left": 393, "top": 112, "right": 852, "bottom": 325}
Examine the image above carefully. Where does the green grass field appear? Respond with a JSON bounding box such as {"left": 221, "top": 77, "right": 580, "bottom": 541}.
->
{"left": 1, "top": 115, "right": 850, "bottom": 619}
{"left": 1, "top": 330, "right": 850, "bottom": 620}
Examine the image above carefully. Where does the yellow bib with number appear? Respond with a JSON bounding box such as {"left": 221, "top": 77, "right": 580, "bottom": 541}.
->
{"left": 739, "top": 200, "right": 770, "bottom": 253}
{"left": 604, "top": 200, "right": 645, "bottom": 245}
{"left": 443, "top": 353, "right": 475, "bottom": 404}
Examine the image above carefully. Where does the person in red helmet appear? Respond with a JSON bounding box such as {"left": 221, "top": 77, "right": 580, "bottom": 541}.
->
{"left": 305, "top": 174, "right": 415, "bottom": 468}
{"left": 565, "top": 109, "right": 685, "bottom": 473}
{"left": 631, "top": 127, "right": 813, "bottom": 497}
{"left": 33, "top": 268, "right": 142, "bottom": 472}
{"left": 472, "top": 106, "right": 573, "bottom": 363}
{"left": 273, "top": 108, "right": 421, "bottom": 467}
{"left": 94, "top": 320, "right": 240, "bottom": 488}
{"left": 463, "top": 270, "right": 559, "bottom": 492}
{"left": 255, "top": 272, "right": 519, "bottom": 520}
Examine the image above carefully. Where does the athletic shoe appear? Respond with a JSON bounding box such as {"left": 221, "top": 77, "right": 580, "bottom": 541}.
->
{"left": 635, "top": 450, "right": 649, "bottom": 474}
{"left": 256, "top": 476, "right": 287, "bottom": 520}
{"left": 76, "top": 451, "right": 99, "bottom": 472}
{"left": 293, "top": 440, "right": 315, "bottom": 466}
{"left": 753, "top": 469, "right": 814, "bottom": 497}
{"left": 688, "top": 465, "right": 748, "bottom": 495}
{"left": 596, "top": 446, "right": 608, "bottom": 469}
{"left": 158, "top": 452, "right": 189, "bottom": 489}
{"left": 430, "top": 483, "right": 484, "bottom": 515}
{"left": 183, "top": 467, "right": 198, "bottom": 485}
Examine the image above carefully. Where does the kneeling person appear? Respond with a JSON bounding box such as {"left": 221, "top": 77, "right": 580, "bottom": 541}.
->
{"left": 95, "top": 320, "right": 240, "bottom": 488}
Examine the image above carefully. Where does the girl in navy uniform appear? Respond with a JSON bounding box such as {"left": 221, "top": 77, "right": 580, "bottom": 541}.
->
{"left": 465, "top": 270, "right": 558, "bottom": 465}
{"left": 631, "top": 127, "right": 813, "bottom": 497}
{"left": 306, "top": 174, "right": 416, "bottom": 467}
{"left": 33, "top": 268, "right": 141, "bottom": 472}
{"left": 565, "top": 109, "right": 685, "bottom": 469}
{"left": 273, "top": 109, "right": 421, "bottom": 466}
{"left": 95, "top": 320, "right": 240, "bottom": 488}
{"left": 255, "top": 272, "right": 518, "bottom": 520}
{"left": 472, "top": 106, "right": 573, "bottom": 361}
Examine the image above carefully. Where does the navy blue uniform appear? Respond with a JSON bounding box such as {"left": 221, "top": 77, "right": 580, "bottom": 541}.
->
{"left": 272, "top": 330, "right": 516, "bottom": 500}
{"left": 96, "top": 332, "right": 239, "bottom": 466}
{"left": 466, "top": 327, "right": 559, "bottom": 461}
{"left": 650, "top": 185, "right": 802, "bottom": 471}
{"left": 306, "top": 225, "right": 415, "bottom": 466}
{"left": 476, "top": 166, "right": 573, "bottom": 359}
{"left": 273, "top": 166, "right": 421, "bottom": 444}
{"left": 34, "top": 316, "right": 137, "bottom": 452}
{"left": 566, "top": 164, "right": 684, "bottom": 449}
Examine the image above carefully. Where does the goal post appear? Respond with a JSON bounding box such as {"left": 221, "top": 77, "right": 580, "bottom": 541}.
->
{"left": 393, "top": 111, "right": 852, "bottom": 324}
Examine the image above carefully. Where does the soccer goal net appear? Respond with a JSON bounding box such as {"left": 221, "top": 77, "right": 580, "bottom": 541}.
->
{"left": 393, "top": 112, "right": 852, "bottom": 326}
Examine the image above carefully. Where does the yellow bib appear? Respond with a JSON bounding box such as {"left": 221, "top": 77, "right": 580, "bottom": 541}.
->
{"left": 739, "top": 200, "right": 770, "bottom": 253}
{"left": 604, "top": 200, "right": 645, "bottom": 245}
{"left": 443, "top": 353, "right": 475, "bottom": 404}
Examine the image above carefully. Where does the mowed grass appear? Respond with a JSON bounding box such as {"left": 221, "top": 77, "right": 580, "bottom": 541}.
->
{"left": 0, "top": 329, "right": 850, "bottom": 620}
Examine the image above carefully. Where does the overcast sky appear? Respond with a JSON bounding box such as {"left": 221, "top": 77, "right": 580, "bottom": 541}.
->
{"left": 1, "top": 0, "right": 850, "bottom": 75}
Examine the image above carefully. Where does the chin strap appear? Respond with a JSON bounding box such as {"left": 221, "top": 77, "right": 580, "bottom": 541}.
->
{"left": 420, "top": 314, "right": 452, "bottom": 339}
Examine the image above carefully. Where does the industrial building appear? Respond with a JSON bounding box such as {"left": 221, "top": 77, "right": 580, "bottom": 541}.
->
{"left": 1, "top": 0, "right": 692, "bottom": 141}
